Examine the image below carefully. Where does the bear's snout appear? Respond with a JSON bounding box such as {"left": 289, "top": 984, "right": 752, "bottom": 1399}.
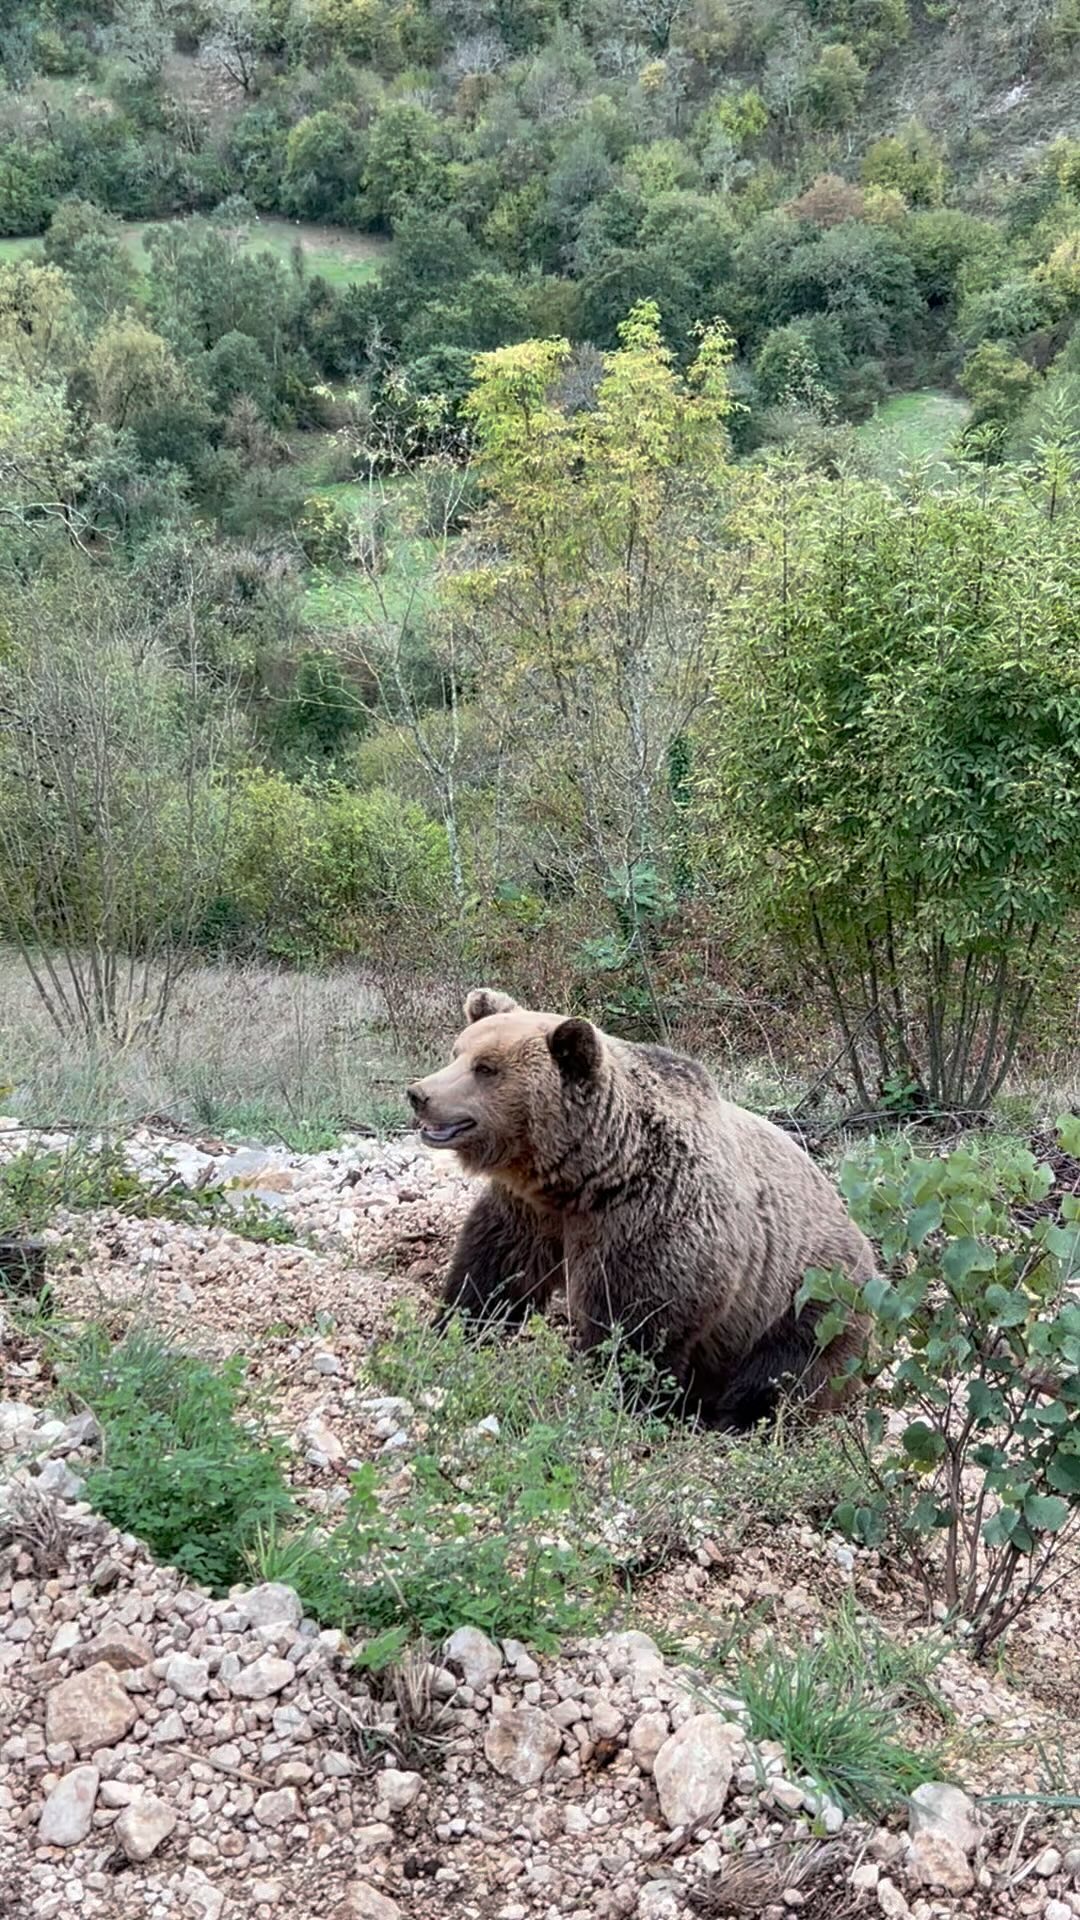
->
{"left": 406, "top": 1082, "right": 428, "bottom": 1115}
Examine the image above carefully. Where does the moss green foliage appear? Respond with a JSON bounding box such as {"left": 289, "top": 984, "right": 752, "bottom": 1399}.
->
{"left": 800, "top": 1116, "right": 1080, "bottom": 1654}
{"left": 201, "top": 774, "right": 452, "bottom": 963}
{"left": 62, "top": 1326, "right": 295, "bottom": 1590}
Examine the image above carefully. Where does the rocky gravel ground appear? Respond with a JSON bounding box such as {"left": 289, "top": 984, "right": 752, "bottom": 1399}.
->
{"left": 2, "top": 1122, "right": 1080, "bottom": 1920}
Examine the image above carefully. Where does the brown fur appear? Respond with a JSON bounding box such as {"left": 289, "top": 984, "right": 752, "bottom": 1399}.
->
{"left": 406, "top": 989, "right": 873, "bottom": 1429}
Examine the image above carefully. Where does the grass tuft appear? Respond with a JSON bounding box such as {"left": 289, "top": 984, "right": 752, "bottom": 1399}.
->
{"left": 716, "top": 1599, "right": 947, "bottom": 1817}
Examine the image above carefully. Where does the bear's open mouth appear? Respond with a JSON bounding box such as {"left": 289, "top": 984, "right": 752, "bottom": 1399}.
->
{"left": 419, "top": 1119, "right": 477, "bottom": 1147}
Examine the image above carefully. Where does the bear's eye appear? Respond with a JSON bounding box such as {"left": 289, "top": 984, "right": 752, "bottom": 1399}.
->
{"left": 473, "top": 1059, "right": 499, "bottom": 1079}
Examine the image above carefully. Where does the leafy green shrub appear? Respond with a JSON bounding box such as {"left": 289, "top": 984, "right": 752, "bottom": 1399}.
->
{"left": 799, "top": 43, "right": 866, "bottom": 130}
{"left": 862, "top": 121, "right": 945, "bottom": 208}
{"left": 200, "top": 773, "right": 452, "bottom": 962}
{"left": 64, "top": 1327, "right": 294, "bottom": 1589}
{"left": 263, "top": 1456, "right": 608, "bottom": 1650}
{"left": 267, "top": 651, "right": 369, "bottom": 763}
{"left": 959, "top": 341, "right": 1035, "bottom": 428}
{"left": 706, "top": 466, "right": 1080, "bottom": 1109}
{"left": 800, "top": 1118, "right": 1080, "bottom": 1654}
{"left": 804, "top": 0, "right": 909, "bottom": 64}
{"left": 754, "top": 324, "right": 837, "bottom": 410}
{"left": 958, "top": 276, "right": 1060, "bottom": 349}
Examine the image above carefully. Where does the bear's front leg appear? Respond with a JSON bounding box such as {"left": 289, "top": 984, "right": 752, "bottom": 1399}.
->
{"left": 436, "top": 1184, "right": 564, "bottom": 1332}
{"left": 566, "top": 1247, "right": 689, "bottom": 1416}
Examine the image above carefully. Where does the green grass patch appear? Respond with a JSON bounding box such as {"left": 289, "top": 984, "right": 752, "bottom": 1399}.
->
{"left": 122, "top": 214, "right": 387, "bottom": 288}
{"left": 856, "top": 389, "right": 970, "bottom": 478}
{"left": 716, "top": 1599, "right": 947, "bottom": 1817}
{"left": 302, "top": 535, "right": 441, "bottom": 634}
{"left": 238, "top": 216, "right": 387, "bottom": 288}
{"left": 0, "top": 236, "right": 41, "bottom": 264}
{"left": 61, "top": 1326, "right": 294, "bottom": 1590}
{"left": 0, "top": 216, "right": 386, "bottom": 287}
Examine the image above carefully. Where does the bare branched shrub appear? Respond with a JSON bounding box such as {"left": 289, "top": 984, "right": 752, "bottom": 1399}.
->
{"left": 0, "top": 572, "right": 239, "bottom": 1041}
{"left": 0, "top": 1480, "right": 71, "bottom": 1574}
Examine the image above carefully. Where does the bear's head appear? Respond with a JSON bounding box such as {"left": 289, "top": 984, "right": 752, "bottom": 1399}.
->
{"left": 406, "top": 987, "right": 606, "bottom": 1193}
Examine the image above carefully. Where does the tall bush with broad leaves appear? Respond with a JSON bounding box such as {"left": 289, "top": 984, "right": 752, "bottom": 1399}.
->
{"left": 799, "top": 1117, "right": 1080, "bottom": 1654}
{"left": 704, "top": 460, "right": 1080, "bottom": 1110}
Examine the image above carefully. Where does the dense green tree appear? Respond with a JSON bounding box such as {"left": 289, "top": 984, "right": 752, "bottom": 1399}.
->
{"left": 862, "top": 121, "right": 945, "bottom": 208}
{"left": 282, "top": 110, "right": 365, "bottom": 220}
{"left": 958, "top": 276, "right": 1061, "bottom": 349}
{"left": 897, "top": 208, "right": 1006, "bottom": 311}
{"left": 227, "top": 108, "right": 289, "bottom": 210}
{"left": 145, "top": 215, "right": 295, "bottom": 361}
{"left": 704, "top": 465, "right": 1080, "bottom": 1106}
{"left": 43, "top": 198, "right": 138, "bottom": 322}
{"left": 959, "top": 341, "right": 1035, "bottom": 429}
{"left": 376, "top": 207, "right": 483, "bottom": 341}
{"left": 778, "top": 221, "right": 924, "bottom": 357}
{"left": 360, "top": 101, "right": 446, "bottom": 230}
{"left": 799, "top": 42, "right": 865, "bottom": 129}
{"left": 204, "top": 330, "right": 276, "bottom": 420}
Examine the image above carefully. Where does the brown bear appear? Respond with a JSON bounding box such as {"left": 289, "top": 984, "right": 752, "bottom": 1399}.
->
{"left": 406, "top": 989, "right": 872, "bottom": 1429}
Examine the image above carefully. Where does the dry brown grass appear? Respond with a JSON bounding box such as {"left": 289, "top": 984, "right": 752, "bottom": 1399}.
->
{"left": 0, "top": 951, "right": 429, "bottom": 1143}
{"left": 1, "top": 946, "right": 1076, "bottom": 1149}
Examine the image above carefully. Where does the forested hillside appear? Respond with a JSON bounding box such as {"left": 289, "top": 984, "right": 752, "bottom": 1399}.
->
{"left": 3, "top": 0, "right": 1080, "bottom": 1099}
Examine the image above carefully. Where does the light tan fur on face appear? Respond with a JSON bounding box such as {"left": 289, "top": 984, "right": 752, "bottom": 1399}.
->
{"left": 407, "top": 1004, "right": 567, "bottom": 1178}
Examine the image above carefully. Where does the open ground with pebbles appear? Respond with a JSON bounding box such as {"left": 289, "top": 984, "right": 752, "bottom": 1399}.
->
{"left": 2, "top": 1121, "right": 1079, "bottom": 1920}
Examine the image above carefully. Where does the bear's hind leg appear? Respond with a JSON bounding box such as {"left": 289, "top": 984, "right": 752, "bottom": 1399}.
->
{"left": 693, "top": 1306, "right": 861, "bottom": 1432}
{"left": 436, "top": 1187, "right": 563, "bottom": 1332}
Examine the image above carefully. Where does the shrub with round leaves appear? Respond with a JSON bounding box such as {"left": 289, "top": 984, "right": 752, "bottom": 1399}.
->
{"left": 798, "top": 1117, "right": 1080, "bottom": 1654}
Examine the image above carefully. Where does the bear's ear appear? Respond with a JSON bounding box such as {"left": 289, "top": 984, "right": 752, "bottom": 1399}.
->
{"left": 464, "top": 987, "right": 519, "bottom": 1024}
{"left": 548, "top": 1017, "right": 602, "bottom": 1084}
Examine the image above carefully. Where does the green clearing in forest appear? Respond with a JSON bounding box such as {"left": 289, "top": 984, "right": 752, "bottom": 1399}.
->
{"left": 0, "top": 216, "right": 387, "bottom": 288}
{"left": 857, "top": 389, "right": 971, "bottom": 476}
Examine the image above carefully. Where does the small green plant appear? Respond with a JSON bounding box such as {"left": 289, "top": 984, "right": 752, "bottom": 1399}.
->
{"left": 62, "top": 1327, "right": 295, "bottom": 1590}
{"left": 0, "top": 1142, "right": 138, "bottom": 1236}
{"left": 221, "top": 1198, "right": 298, "bottom": 1245}
{"left": 247, "top": 1454, "right": 607, "bottom": 1648}
{"left": 0, "top": 1140, "right": 296, "bottom": 1246}
{"left": 719, "top": 1601, "right": 945, "bottom": 1816}
{"left": 800, "top": 1118, "right": 1080, "bottom": 1654}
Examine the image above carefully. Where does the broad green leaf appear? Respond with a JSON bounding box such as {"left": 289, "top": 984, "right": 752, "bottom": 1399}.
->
{"left": 906, "top": 1199, "right": 943, "bottom": 1248}
{"left": 1024, "top": 1493, "right": 1069, "bottom": 1532}
{"left": 1046, "top": 1450, "right": 1080, "bottom": 1495}
{"left": 943, "top": 1237, "right": 995, "bottom": 1288}
{"left": 984, "top": 1284, "right": 1029, "bottom": 1328}
{"left": 967, "top": 1378, "right": 1003, "bottom": 1422}
{"left": 902, "top": 1421, "right": 946, "bottom": 1466}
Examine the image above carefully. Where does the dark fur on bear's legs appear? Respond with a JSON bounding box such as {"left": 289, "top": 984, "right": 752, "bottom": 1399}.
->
{"left": 436, "top": 1187, "right": 564, "bottom": 1332}
{"left": 689, "top": 1305, "right": 862, "bottom": 1432}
